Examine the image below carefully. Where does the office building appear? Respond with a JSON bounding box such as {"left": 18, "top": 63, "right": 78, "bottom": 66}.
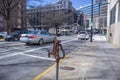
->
{"left": 26, "top": 0, "right": 76, "bottom": 30}
{"left": 94, "top": 0, "right": 108, "bottom": 4}
{"left": 79, "top": 1, "right": 108, "bottom": 31}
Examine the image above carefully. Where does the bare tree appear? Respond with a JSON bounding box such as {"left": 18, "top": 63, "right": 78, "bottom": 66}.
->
{"left": 43, "top": 9, "right": 74, "bottom": 35}
{"left": 0, "top": 0, "right": 23, "bottom": 34}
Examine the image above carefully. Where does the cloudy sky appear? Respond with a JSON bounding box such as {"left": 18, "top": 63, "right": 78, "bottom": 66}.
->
{"left": 27, "top": 0, "right": 91, "bottom": 9}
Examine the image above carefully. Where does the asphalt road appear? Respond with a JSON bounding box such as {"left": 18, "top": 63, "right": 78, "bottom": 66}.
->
{"left": 0, "top": 35, "right": 88, "bottom": 80}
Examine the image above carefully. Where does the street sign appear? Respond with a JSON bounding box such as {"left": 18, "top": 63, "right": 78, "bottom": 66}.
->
{"left": 90, "top": 22, "right": 95, "bottom": 27}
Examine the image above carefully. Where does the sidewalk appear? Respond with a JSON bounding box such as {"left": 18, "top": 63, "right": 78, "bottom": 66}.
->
{"left": 35, "top": 35, "right": 120, "bottom": 80}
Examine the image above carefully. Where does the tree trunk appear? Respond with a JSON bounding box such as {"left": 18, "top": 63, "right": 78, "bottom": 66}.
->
{"left": 55, "top": 26, "right": 58, "bottom": 36}
{"left": 6, "top": 19, "right": 11, "bottom": 34}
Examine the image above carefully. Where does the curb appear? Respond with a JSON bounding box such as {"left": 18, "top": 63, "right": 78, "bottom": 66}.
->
{"left": 33, "top": 47, "right": 79, "bottom": 80}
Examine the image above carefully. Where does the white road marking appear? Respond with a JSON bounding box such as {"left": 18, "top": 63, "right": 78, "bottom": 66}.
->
{"left": 21, "top": 53, "right": 55, "bottom": 61}
{"left": 0, "top": 45, "right": 50, "bottom": 60}
{"left": 0, "top": 38, "right": 77, "bottom": 60}
{"left": 0, "top": 52, "right": 22, "bottom": 60}
{"left": 0, "top": 46, "right": 50, "bottom": 60}
{"left": 61, "top": 38, "right": 77, "bottom": 43}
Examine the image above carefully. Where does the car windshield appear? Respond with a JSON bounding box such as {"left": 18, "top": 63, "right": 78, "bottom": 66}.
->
{"left": 27, "top": 31, "right": 39, "bottom": 34}
{"left": 79, "top": 32, "right": 86, "bottom": 34}
{"left": 0, "top": 32, "right": 7, "bottom": 34}
{"left": 10, "top": 31, "right": 20, "bottom": 35}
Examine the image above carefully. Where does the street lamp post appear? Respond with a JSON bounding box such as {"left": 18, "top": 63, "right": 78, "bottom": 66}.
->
{"left": 90, "top": 0, "right": 94, "bottom": 42}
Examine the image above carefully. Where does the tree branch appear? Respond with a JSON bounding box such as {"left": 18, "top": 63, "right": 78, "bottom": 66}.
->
{"left": 9, "top": 0, "right": 21, "bottom": 10}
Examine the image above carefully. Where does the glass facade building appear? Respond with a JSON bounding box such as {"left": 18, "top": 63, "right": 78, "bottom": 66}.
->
{"left": 79, "top": 2, "right": 108, "bottom": 30}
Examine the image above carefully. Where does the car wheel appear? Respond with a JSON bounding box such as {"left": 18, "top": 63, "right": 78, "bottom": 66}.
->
{"left": 39, "top": 39, "right": 44, "bottom": 45}
{"left": 26, "top": 43, "right": 30, "bottom": 45}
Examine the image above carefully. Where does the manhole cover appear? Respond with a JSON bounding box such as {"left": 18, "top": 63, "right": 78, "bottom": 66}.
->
{"left": 60, "top": 66, "right": 75, "bottom": 71}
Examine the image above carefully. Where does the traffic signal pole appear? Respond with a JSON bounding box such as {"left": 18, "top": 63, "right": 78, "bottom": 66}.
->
{"left": 90, "top": 0, "right": 94, "bottom": 42}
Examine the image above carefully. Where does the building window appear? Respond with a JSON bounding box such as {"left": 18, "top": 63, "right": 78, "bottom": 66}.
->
{"left": 110, "top": 5, "right": 116, "bottom": 24}
{"left": 57, "top": 6, "right": 59, "bottom": 9}
{"left": 64, "top": 1, "right": 66, "bottom": 7}
{"left": 53, "top": 6, "right": 55, "bottom": 9}
{"left": 118, "top": 2, "right": 120, "bottom": 22}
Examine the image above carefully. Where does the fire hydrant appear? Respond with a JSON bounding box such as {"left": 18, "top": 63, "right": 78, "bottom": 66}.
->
{"left": 48, "top": 39, "right": 65, "bottom": 80}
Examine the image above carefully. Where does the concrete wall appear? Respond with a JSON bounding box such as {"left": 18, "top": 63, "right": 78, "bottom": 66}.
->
{"left": 107, "top": 22, "right": 120, "bottom": 47}
{"left": 110, "top": 0, "right": 118, "bottom": 8}
{"left": 112, "top": 22, "right": 120, "bottom": 47}
{"left": 107, "top": 0, "right": 120, "bottom": 47}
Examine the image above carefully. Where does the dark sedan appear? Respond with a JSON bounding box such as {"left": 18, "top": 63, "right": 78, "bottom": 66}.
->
{"left": 5, "top": 30, "right": 28, "bottom": 41}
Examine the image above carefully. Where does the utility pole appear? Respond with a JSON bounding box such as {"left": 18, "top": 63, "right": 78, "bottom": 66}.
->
{"left": 90, "top": 0, "right": 94, "bottom": 42}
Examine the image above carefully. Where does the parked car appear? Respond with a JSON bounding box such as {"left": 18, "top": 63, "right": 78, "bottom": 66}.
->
{"left": 0, "top": 35, "right": 3, "bottom": 39}
{"left": 0, "top": 31, "right": 7, "bottom": 38}
{"left": 5, "top": 30, "right": 28, "bottom": 41}
{"left": 78, "top": 31, "right": 89, "bottom": 40}
{"left": 94, "top": 29, "right": 102, "bottom": 34}
{"left": 20, "top": 30, "right": 56, "bottom": 45}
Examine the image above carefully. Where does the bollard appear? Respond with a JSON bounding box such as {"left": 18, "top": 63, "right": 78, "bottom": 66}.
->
{"left": 48, "top": 39, "right": 65, "bottom": 80}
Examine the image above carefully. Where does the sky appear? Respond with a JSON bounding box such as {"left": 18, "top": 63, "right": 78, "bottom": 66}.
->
{"left": 27, "top": 0, "right": 91, "bottom": 9}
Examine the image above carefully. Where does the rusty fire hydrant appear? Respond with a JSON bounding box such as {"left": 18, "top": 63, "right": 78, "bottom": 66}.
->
{"left": 48, "top": 39, "right": 65, "bottom": 63}
{"left": 48, "top": 39, "right": 65, "bottom": 80}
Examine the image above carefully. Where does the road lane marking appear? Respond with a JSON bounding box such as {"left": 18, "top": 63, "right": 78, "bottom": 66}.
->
{"left": 61, "top": 38, "right": 77, "bottom": 44}
{"left": 21, "top": 53, "right": 55, "bottom": 61}
{"left": 7, "top": 43, "right": 25, "bottom": 46}
{"left": 0, "top": 39, "right": 4, "bottom": 41}
{"left": 0, "top": 46, "right": 49, "bottom": 60}
{"left": 0, "top": 52, "right": 22, "bottom": 60}
{"left": 0, "top": 42, "right": 25, "bottom": 47}
{"left": 33, "top": 47, "right": 79, "bottom": 80}
{"left": 33, "top": 62, "right": 56, "bottom": 80}
{"left": 33, "top": 55, "right": 71, "bottom": 80}
{"left": 33, "top": 63, "right": 56, "bottom": 80}
{"left": 0, "top": 38, "right": 77, "bottom": 60}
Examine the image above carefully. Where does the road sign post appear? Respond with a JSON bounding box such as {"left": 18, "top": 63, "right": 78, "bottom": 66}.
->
{"left": 90, "top": 0, "right": 94, "bottom": 42}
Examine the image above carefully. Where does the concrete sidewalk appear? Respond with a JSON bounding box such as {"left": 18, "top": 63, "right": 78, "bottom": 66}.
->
{"left": 34, "top": 35, "right": 120, "bottom": 80}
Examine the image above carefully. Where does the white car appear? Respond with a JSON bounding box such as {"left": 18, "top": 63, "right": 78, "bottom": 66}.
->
{"left": 20, "top": 30, "right": 56, "bottom": 45}
{"left": 0, "top": 32, "right": 7, "bottom": 38}
{"left": 78, "top": 31, "right": 89, "bottom": 40}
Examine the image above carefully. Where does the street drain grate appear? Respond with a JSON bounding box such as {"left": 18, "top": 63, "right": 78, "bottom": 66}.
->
{"left": 60, "top": 66, "right": 75, "bottom": 71}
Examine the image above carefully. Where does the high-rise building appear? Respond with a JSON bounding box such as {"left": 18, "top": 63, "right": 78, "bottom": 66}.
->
{"left": 79, "top": 1, "right": 108, "bottom": 30}
{"left": 76, "top": 10, "right": 84, "bottom": 26}
{"left": 94, "top": 0, "right": 108, "bottom": 4}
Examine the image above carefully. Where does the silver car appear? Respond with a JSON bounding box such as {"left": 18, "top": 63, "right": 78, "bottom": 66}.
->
{"left": 20, "top": 30, "right": 56, "bottom": 45}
